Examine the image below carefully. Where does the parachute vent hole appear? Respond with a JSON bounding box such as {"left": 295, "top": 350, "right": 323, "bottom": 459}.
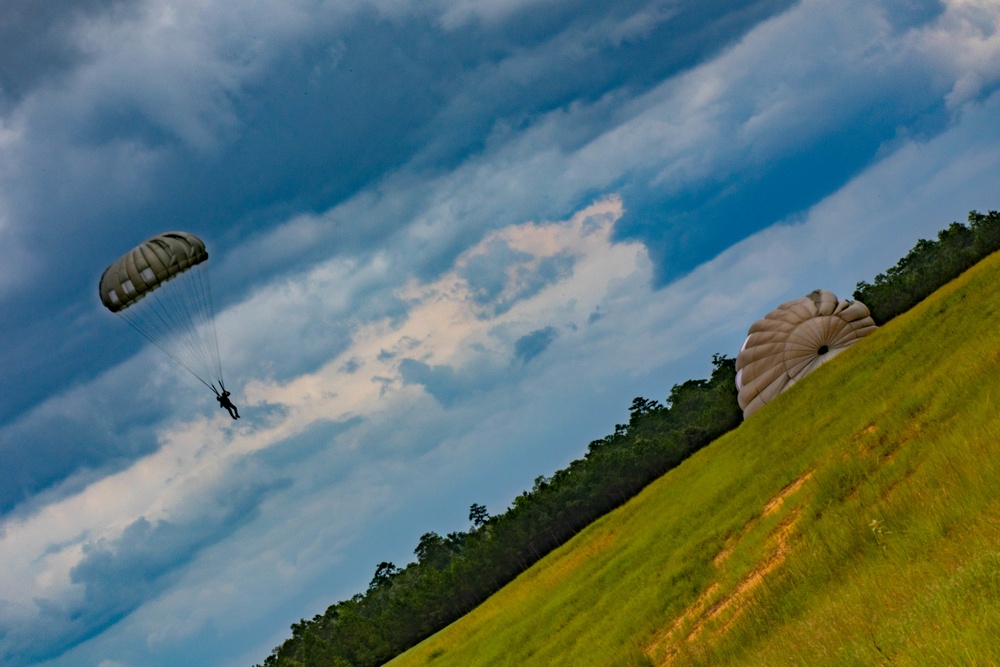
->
{"left": 817, "top": 345, "right": 830, "bottom": 355}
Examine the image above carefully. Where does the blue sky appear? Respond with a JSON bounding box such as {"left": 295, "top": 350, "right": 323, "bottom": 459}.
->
{"left": 0, "top": 1, "right": 999, "bottom": 665}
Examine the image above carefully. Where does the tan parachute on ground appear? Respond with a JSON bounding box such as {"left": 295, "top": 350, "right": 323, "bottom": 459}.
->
{"left": 99, "top": 231, "right": 225, "bottom": 392}
{"left": 735, "top": 289, "right": 877, "bottom": 418}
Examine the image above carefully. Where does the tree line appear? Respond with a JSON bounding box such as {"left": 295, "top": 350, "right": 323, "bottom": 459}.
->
{"left": 854, "top": 210, "right": 1000, "bottom": 323}
{"left": 257, "top": 209, "right": 1000, "bottom": 667}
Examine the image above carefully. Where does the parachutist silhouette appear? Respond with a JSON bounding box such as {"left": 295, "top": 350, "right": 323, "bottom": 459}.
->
{"left": 215, "top": 387, "right": 240, "bottom": 419}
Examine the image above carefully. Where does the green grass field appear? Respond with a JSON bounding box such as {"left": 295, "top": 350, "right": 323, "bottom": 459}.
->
{"left": 387, "top": 251, "right": 1000, "bottom": 667}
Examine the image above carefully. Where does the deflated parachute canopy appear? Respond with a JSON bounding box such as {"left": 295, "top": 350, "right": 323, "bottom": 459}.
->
{"left": 735, "top": 289, "right": 877, "bottom": 418}
{"left": 99, "top": 231, "right": 224, "bottom": 391}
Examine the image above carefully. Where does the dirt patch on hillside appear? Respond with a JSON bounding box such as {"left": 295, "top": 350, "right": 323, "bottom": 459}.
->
{"left": 646, "top": 471, "right": 812, "bottom": 665}
{"left": 763, "top": 473, "right": 812, "bottom": 517}
{"left": 855, "top": 418, "right": 924, "bottom": 464}
{"left": 714, "top": 471, "right": 813, "bottom": 569}
{"left": 696, "top": 511, "right": 800, "bottom": 637}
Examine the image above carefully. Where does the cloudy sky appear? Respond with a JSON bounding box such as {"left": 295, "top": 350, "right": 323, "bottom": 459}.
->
{"left": 1, "top": 0, "right": 999, "bottom": 665}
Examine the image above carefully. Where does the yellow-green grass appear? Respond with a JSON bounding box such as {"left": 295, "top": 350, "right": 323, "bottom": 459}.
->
{"left": 388, "top": 251, "right": 1000, "bottom": 667}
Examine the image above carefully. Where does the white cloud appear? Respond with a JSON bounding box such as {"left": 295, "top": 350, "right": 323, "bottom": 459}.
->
{"left": 925, "top": 0, "right": 1000, "bottom": 108}
{"left": 231, "top": 197, "right": 634, "bottom": 443}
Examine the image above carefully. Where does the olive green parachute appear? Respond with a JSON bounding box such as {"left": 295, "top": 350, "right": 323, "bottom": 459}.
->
{"left": 99, "top": 231, "right": 224, "bottom": 391}
{"left": 735, "top": 289, "right": 877, "bottom": 418}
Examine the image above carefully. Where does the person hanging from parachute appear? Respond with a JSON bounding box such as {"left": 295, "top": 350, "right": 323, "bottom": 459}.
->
{"left": 213, "top": 382, "right": 241, "bottom": 419}
{"left": 99, "top": 231, "right": 242, "bottom": 420}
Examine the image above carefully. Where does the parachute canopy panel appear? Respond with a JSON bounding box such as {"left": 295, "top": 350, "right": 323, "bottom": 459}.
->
{"left": 735, "top": 289, "right": 877, "bottom": 419}
{"left": 100, "top": 231, "right": 208, "bottom": 312}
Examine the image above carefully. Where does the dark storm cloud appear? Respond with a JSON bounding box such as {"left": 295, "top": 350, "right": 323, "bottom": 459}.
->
{"left": 461, "top": 240, "right": 534, "bottom": 306}
{"left": 614, "top": 107, "right": 956, "bottom": 285}
{"left": 0, "top": 413, "right": 157, "bottom": 517}
{"left": 399, "top": 359, "right": 465, "bottom": 407}
{"left": 398, "top": 354, "right": 518, "bottom": 407}
{"left": 459, "top": 239, "right": 576, "bottom": 316}
{"left": 514, "top": 326, "right": 558, "bottom": 364}
{"left": 0, "top": 0, "right": 140, "bottom": 105}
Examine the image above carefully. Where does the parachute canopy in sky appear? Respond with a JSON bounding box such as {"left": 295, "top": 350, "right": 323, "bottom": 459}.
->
{"left": 735, "top": 289, "right": 877, "bottom": 418}
{"left": 99, "top": 231, "right": 224, "bottom": 391}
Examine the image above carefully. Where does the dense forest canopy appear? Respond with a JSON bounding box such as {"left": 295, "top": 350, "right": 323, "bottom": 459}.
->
{"left": 854, "top": 211, "right": 1000, "bottom": 324}
{"left": 257, "top": 209, "right": 1000, "bottom": 667}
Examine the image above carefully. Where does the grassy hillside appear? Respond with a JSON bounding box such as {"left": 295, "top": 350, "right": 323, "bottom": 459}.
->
{"left": 388, "top": 251, "right": 1000, "bottom": 667}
